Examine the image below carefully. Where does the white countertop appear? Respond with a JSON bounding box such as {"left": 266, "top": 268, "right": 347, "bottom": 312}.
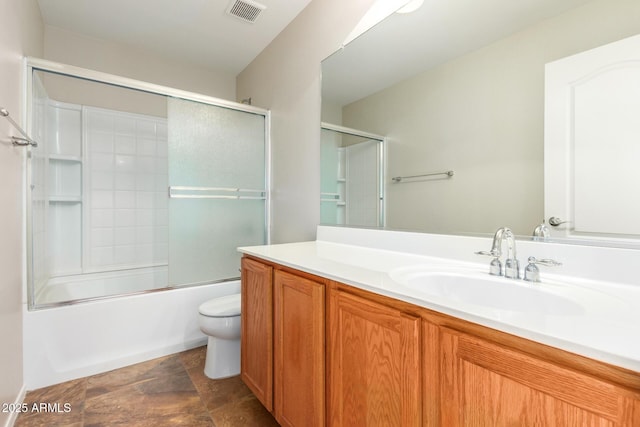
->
{"left": 239, "top": 237, "right": 640, "bottom": 373}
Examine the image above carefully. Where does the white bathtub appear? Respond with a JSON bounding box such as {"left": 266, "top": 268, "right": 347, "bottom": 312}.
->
{"left": 23, "top": 279, "right": 240, "bottom": 389}
{"left": 35, "top": 266, "right": 169, "bottom": 306}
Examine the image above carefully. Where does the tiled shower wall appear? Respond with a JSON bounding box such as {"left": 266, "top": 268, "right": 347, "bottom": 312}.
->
{"left": 84, "top": 107, "right": 168, "bottom": 272}
{"left": 346, "top": 140, "right": 379, "bottom": 227}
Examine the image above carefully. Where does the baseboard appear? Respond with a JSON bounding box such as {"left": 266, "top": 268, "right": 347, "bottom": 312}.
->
{"left": 2, "top": 383, "right": 27, "bottom": 427}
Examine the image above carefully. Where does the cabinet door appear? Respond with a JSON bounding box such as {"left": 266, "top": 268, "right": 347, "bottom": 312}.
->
{"left": 441, "top": 328, "right": 640, "bottom": 426}
{"left": 329, "top": 290, "right": 421, "bottom": 427}
{"left": 274, "top": 270, "right": 325, "bottom": 427}
{"left": 241, "top": 257, "right": 274, "bottom": 411}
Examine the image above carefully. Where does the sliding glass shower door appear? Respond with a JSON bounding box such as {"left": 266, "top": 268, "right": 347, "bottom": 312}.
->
{"left": 27, "top": 59, "right": 269, "bottom": 308}
{"left": 168, "top": 98, "right": 267, "bottom": 286}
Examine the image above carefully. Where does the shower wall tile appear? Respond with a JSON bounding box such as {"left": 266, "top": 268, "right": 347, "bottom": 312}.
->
{"left": 114, "top": 209, "right": 135, "bottom": 227}
{"left": 92, "top": 209, "right": 114, "bottom": 227}
{"left": 115, "top": 191, "right": 136, "bottom": 208}
{"left": 154, "top": 244, "right": 169, "bottom": 263}
{"left": 113, "top": 246, "right": 136, "bottom": 265}
{"left": 92, "top": 172, "right": 113, "bottom": 190}
{"left": 92, "top": 153, "right": 114, "bottom": 171}
{"left": 137, "top": 120, "right": 157, "bottom": 137}
{"left": 88, "top": 111, "right": 114, "bottom": 132}
{"left": 155, "top": 226, "right": 168, "bottom": 243}
{"left": 114, "top": 227, "right": 136, "bottom": 245}
{"left": 137, "top": 139, "right": 156, "bottom": 156}
{"left": 90, "top": 132, "right": 114, "bottom": 153}
{"left": 138, "top": 157, "right": 156, "bottom": 172}
{"left": 156, "top": 209, "right": 169, "bottom": 226}
{"left": 91, "top": 247, "right": 114, "bottom": 266}
{"left": 136, "top": 174, "right": 156, "bottom": 191}
{"left": 157, "top": 123, "right": 168, "bottom": 138}
{"left": 136, "top": 227, "right": 154, "bottom": 244}
{"left": 115, "top": 154, "right": 135, "bottom": 172}
{"left": 156, "top": 158, "right": 168, "bottom": 173}
{"left": 92, "top": 190, "right": 114, "bottom": 209}
{"left": 157, "top": 140, "right": 168, "bottom": 157}
{"left": 136, "top": 192, "right": 155, "bottom": 209}
{"left": 115, "top": 135, "right": 136, "bottom": 154}
{"left": 115, "top": 116, "right": 136, "bottom": 134}
{"left": 92, "top": 228, "right": 114, "bottom": 247}
{"left": 156, "top": 175, "right": 169, "bottom": 192}
{"left": 115, "top": 173, "right": 136, "bottom": 190}
{"left": 136, "top": 209, "right": 154, "bottom": 226}
{"left": 85, "top": 107, "right": 168, "bottom": 272}
{"left": 136, "top": 244, "right": 154, "bottom": 264}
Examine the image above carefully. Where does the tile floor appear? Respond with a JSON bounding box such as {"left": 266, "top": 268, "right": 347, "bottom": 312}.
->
{"left": 14, "top": 346, "right": 279, "bottom": 427}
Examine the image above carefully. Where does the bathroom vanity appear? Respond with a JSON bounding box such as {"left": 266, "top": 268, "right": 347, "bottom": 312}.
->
{"left": 239, "top": 227, "right": 640, "bottom": 426}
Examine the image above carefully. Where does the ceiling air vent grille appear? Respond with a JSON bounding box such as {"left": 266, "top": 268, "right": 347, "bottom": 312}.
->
{"left": 226, "top": 0, "right": 266, "bottom": 24}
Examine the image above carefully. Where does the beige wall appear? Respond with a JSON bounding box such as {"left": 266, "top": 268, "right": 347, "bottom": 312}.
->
{"left": 40, "top": 71, "right": 167, "bottom": 118}
{"left": 44, "top": 26, "right": 236, "bottom": 101}
{"left": 342, "top": 0, "right": 640, "bottom": 236}
{"left": 237, "top": 0, "right": 375, "bottom": 243}
{"left": 0, "top": 0, "right": 43, "bottom": 425}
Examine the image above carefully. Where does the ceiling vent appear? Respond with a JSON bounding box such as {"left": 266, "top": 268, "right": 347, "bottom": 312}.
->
{"left": 226, "top": 0, "right": 266, "bottom": 24}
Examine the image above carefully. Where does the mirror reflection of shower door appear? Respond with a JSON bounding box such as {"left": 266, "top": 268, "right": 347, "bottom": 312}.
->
{"left": 168, "top": 98, "right": 267, "bottom": 286}
{"left": 320, "top": 124, "right": 384, "bottom": 228}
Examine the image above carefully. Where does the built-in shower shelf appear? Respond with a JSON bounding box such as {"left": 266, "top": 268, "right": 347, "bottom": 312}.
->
{"left": 337, "top": 178, "right": 346, "bottom": 182}
{"left": 48, "top": 196, "right": 82, "bottom": 203}
{"left": 49, "top": 154, "right": 82, "bottom": 162}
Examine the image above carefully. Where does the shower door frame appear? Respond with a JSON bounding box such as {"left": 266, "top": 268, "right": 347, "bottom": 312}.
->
{"left": 320, "top": 122, "right": 386, "bottom": 228}
{"left": 24, "top": 57, "right": 271, "bottom": 309}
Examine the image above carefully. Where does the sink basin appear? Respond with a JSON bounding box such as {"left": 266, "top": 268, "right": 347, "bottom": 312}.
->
{"left": 389, "top": 267, "right": 585, "bottom": 315}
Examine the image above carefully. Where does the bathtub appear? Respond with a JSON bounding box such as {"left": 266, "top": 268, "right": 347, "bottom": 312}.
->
{"left": 35, "top": 266, "right": 170, "bottom": 306}
{"left": 23, "top": 279, "right": 240, "bottom": 389}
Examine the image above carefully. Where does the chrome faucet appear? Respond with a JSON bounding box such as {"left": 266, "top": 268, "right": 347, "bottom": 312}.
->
{"left": 532, "top": 221, "right": 550, "bottom": 242}
{"left": 523, "top": 256, "right": 562, "bottom": 282}
{"left": 476, "top": 227, "right": 520, "bottom": 279}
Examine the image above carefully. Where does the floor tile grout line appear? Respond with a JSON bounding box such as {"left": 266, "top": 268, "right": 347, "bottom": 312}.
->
{"left": 179, "top": 350, "right": 219, "bottom": 426}
{"left": 16, "top": 346, "right": 277, "bottom": 427}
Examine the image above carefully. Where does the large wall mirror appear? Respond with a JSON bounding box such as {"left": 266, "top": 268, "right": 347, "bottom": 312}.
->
{"left": 320, "top": 0, "right": 640, "bottom": 247}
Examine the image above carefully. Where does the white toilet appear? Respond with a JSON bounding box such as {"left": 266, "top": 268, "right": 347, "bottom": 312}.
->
{"left": 198, "top": 293, "right": 242, "bottom": 379}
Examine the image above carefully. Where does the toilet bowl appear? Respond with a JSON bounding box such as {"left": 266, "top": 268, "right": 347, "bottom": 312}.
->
{"left": 198, "top": 293, "right": 241, "bottom": 379}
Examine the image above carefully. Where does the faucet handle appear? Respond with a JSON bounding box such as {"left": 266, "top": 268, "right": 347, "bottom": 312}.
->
{"left": 475, "top": 250, "right": 502, "bottom": 276}
{"left": 475, "top": 250, "right": 498, "bottom": 257}
{"left": 528, "top": 256, "right": 562, "bottom": 267}
{"left": 523, "top": 256, "right": 561, "bottom": 282}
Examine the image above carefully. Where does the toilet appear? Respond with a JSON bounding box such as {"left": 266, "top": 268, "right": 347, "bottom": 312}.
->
{"left": 198, "top": 293, "right": 242, "bottom": 379}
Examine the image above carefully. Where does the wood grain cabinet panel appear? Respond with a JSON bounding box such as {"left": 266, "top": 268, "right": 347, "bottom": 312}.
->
{"left": 328, "top": 289, "right": 421, "bottom": 427}
{"left": 440, "top": 327, "right": 640, "bottom": 426}
{"left": 240, "top": 257, "right": 274, "bottom": 411}
{"left": 274, "top": 270, "right": 325, "bottom": 427}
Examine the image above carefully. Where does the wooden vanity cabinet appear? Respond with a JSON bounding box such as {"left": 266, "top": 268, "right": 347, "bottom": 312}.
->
{"left": 242, "top": 256, "right": 640, "bottom": 426}
{"left": 439, "top": 327, "right": 640, "bottom": 426}
{"left": 241, "top": 256, "right": 326, "bottom": 427}
{"left": 240, "top": 257, "right": 274, "bottom": 411}
{"left": 331, "top": 283, "right": 640, "bottom": 427}
{"left": 274, "top": 269, "right": 325, "bottom": 427}
{"left": 328, "top": 288, "right": 422, "bottom": 426}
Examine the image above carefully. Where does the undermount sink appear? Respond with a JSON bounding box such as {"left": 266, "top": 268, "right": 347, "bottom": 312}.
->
{"left": 388, "top": 267, "right": 585, "bottom": 315}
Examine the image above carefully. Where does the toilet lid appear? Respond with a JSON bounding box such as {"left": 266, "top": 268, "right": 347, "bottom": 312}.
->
{"left": 199, "top": 293, "right": 241, "bottom": 317}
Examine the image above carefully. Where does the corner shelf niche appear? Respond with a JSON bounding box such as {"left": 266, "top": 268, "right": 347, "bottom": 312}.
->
{"left": 45, "top": 102, "right": 83, "bottom": 276}
{"left": 48, "top": 155, "right": 82, "bottom": 203}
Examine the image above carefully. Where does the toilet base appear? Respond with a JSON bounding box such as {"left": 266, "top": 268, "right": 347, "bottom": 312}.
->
{"left": 204, "top": 336, "right": 240, "bottom": 379}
